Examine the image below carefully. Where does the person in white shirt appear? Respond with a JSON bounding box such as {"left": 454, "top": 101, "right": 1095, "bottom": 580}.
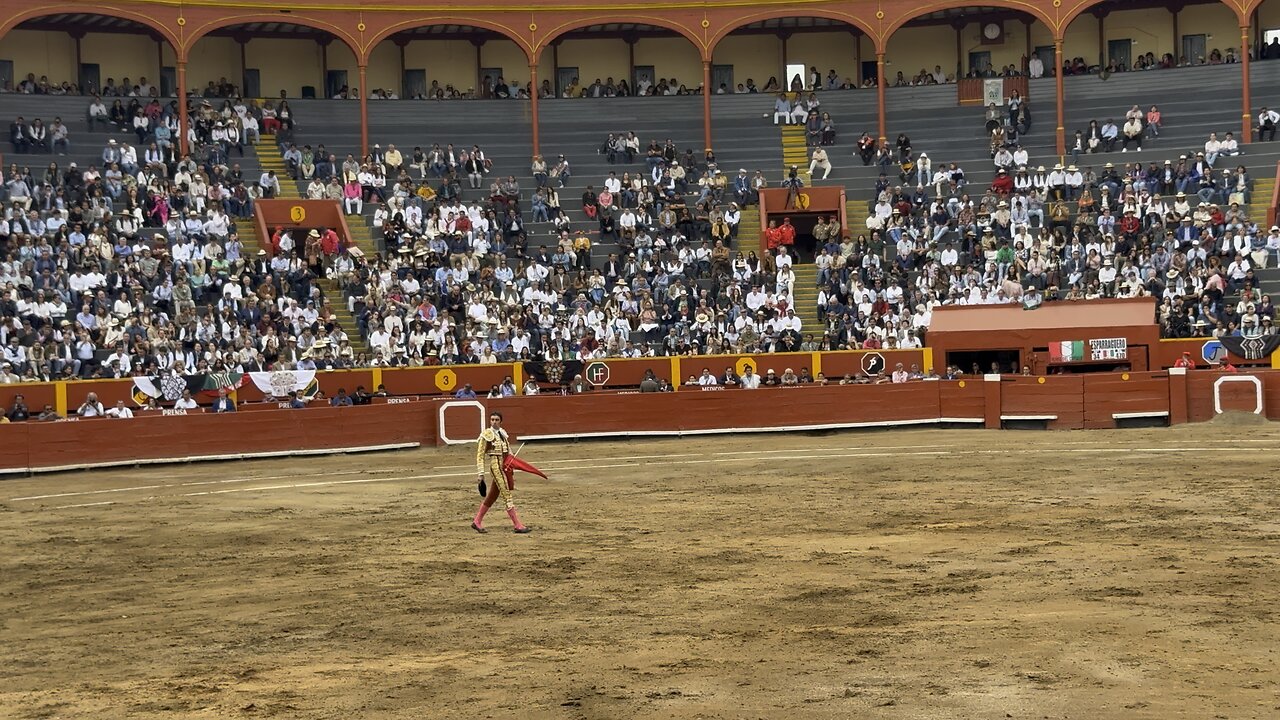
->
{"left": 1121, "top": 117, "right": 1143, "bottom": 152}
{"left": 88, "top": 96, "right": 109, "bottom": 131}
{"left": 1064, "top": 165, "right": 1084, "bottom": 200}
{"left": 173, "top": 390, "right": 200, "bottom": 410}
{"left": 697, "top": 368, "right": 718, "bottom": 386}
{"left": 105, "top": 400, "right": 134, "bottom": 418}
{"left": 1219, "top": 132, "right": 1240, "bottom": 158}
{"left": 259, "top": 170, "right": 281, "bottom": 198}
{"left": 1258, "top": 107, "right": 1280, "bottom": 141}
{"left": 1204, "top": 132, "right": 1222, "bottom": 166}
{"left": 891, "top": 363, "right": 910, "bottom": 383}
{"left": 774, "top": 308, "right": 803, "bottom": 333}
{"left": 1028, "top": 53, "right": 1044, "bottom": 78}
{"left": 940, "top": 242, "right": 959, "bottom": 266}
{"left": 739, "top": 368, "right": 761, "bottom": 389}
{"left": 809, "top": 147, "right": 831, "bottom": 180}
{"left": 77, "top": 392, "right": 106, "bottom": 417}
{"left": 1266, "top": 225, "right": 1280, "bottom": 266}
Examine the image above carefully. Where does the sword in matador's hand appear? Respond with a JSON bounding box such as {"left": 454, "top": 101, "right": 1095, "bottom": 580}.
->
{"left": 504, "top": 441, "right": 548, "bottom": 482}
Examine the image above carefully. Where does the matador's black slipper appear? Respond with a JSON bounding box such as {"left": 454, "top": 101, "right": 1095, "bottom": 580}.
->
{"left": 514, "top": 527, "right": 533, "bottom": 534}
{"left": 471, "top": 522, "right": 488, "bottom": 534}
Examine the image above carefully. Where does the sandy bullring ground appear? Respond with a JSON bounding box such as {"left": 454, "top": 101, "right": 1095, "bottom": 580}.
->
{"left": 2, "top": 424, "right": 1279, "bottom": 719}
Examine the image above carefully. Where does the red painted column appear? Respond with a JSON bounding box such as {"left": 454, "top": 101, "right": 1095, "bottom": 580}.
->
{"left": 702, "top": 60, "right": 713, "bottom": 151}
{"left": 1054, "top": 39, "right": 1065, "bottom": 157}
{"left": 529, "top": 63, "right": 541, "bottom": 157}
{"left": 1167, "top": 367, "right": 1189, "bottom": 425}
{"left": 177, "top": 62, "right": 188, "bottom": 156}
{"left": 358, "top": 65, "right": 369, "bottom": 157}
{"left": 1241, "top": 25, "right": 1253, "bottom": 145}
{"left": 876, "top": 52, "right": 886, "bottom": 142}
{"left": 983, "top": 374, "right": 1002, "bottom": 429}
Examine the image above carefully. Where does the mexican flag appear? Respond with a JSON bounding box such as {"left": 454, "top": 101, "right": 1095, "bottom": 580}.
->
{"left": 1049, "top": 341, "right": 1084, "bottom": 363}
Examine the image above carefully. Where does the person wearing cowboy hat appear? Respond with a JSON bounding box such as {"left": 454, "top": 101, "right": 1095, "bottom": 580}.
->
{"left": 1047, "top": 162, "right": 1066, "bottom": 200}
{"left": 1064, "top": 164, "right": 1084, "bottom": 199}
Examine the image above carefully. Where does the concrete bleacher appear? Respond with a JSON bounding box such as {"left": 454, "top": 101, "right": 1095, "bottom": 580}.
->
{"left": 274, "top": 61, "right": 1280, "bottom": 245}
{"left": 0, "top": 93, "right": 266, "bottom": 245}
{"left": 10, "top": 60, "right": 1280, "bottom": 319}
{"left": 285, "top": 96, "right": 768, "bottom": 278}
{"left": 0, "top": 94, "right": 267, "bottom": 176}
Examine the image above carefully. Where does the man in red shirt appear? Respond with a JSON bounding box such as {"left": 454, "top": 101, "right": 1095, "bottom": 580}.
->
{"left": 990, "top": 168, "right": 1013, "bottom": 196}
{"left": 1118, "top": 209, "right": 1141, "bottom": 242}
{"left": 764, "top": 219, "right": 783, "bottom": 250}
{"left": 320, "top": 227, "right": 341, "bottom": 256}
{"left": 778, "top": 217, "right": 797, "bottom": 247}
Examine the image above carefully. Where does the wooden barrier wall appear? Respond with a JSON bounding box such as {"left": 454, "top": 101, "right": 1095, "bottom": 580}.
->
{"left": 0, "top": 402, "right": 439, "bottom": 473}
{"left": 5, "top": 368, "right": 1280, "bottom": 475}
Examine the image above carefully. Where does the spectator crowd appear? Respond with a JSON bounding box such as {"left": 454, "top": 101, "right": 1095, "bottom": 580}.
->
{"left": 3, "top": 67, "right": 1279, "bottom": 397}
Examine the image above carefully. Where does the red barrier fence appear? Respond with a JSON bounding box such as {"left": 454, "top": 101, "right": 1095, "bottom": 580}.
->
{"left": 4, "top": 368, "right": 1280, "bottom": 475}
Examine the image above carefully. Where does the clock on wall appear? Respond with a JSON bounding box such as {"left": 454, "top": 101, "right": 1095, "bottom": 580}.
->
{"left": 981, "top": 22, "right": 1004, "bottom": 45}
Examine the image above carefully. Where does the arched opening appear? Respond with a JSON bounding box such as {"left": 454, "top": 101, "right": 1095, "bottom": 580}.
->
{"left": 1259, "top": 0, "right": 1280, "bottom": 58}
{"left": 0, "top": 12, "right": 185, "bottom": 164}
{"left": 0, "top": 12, "right": 176, "bottom": 96}
{"left": 185, "top": 21, "right": 360, "bottom": 100}
{"left": 357, "top": 24, "right": 535, "bottom": 210}
{"left": 1052, "top": 0, "right": 1246, "bottom": 162}
{"left": 365, "top": 23, "right": 532, "bottom": 100}
{"left": 708, "top": 15, "right": 870, "bottom": 188}
{"left": 711, "top": 16, "right": 866, "bottom": 94}
{"left": 537, "top": 21, "right": 703, "bottom": 99}
{"left": 879, "top": 5, "right": 1056, "bottom": 172}
{"left": 531, "top": 21, "right": 708, "bottom": 200}
{"left": 883, "top": 7, "right": 1049, "bottom": 86}
{"left": 1060, "top": 0, "right": 1239, "bottom": 75}
{"left": 1254, "top": 0, "right": 1280, "bottom": 141}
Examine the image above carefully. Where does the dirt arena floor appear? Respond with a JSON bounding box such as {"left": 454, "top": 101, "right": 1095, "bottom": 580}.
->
{"left": 2, "top": 423, "right": 1279, "bottom": 719}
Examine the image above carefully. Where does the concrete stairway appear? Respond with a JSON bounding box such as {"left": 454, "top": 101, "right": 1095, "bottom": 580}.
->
{"left": 737, "top": 205, "right": 760, "bottom": 254}
{"left": 253, "top": 134, "right": 300, "bottom": 200}
{"left": 845, "top": 197, "right": 871, "bottom": 238}
{"left": 251, "top": 133, "right": 361, "bottom": 348}
{"left": 781, "top": 124, "right": 809, "bottom": 181}
{"left": 790, "top": 264, "right": 820, "bottom": 333}
{"left": 1248, "top": 175, "right": 1276, "bottom": 228}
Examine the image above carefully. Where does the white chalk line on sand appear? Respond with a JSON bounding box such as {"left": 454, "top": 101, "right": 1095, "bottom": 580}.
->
{"left": 6, "top": 444, "right": 1265, "bottom": 511}
{"left": 4, "top": 446, "right": 1005, "bottom": 503}
{"left": 8, "top": 469, "right": 393, "bottom": 502}
{"left": 430, "top": 440, "right": 962, "bottom": 468}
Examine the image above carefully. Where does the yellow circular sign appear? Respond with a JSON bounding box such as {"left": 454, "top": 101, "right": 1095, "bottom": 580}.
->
{"left": 435, "top": 369, "right": 458, "bottom": 392}
{"left": 958, "top": 380, "right": 966, "bottom": 388}
{"left": 1038, "top": 377, "right": 1046, "bottom": 384}
{"left": 1121, "top": 373, "right": 1131, "bottom": 381}
{"left": 735, "top": 357, "right": 757, "bottom": 377}
{"left": 794, "top": 193, "right": 810, "bottom": 209}
{"left": 290, "top": 205, "right": 306, "bottom": 223}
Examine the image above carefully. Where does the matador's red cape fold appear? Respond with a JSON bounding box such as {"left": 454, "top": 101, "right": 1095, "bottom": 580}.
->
{"left": 503, "top": 454, "right": 548, "bottom": 482}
